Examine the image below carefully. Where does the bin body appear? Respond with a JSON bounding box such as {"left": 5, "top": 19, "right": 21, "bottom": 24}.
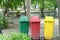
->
{"left": 30, "top": 16, "right": 40, "bottom": 39}
{"left": 19, "top": 16, "right": 29, "bottom": 35}
{"left": 44, "top": 16, "right": 54, "bottom": 39}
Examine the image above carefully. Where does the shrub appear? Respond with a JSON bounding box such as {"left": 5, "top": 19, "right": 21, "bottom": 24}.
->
{"left": 0, "top": 33, "right": 31, "bottom": 40}
{"left": 0, "top": 14, "right": 8, "bottom": 28}
{"left": 0, "top": 34, "right": 7, "bottom": 40}
{"left": 8, "top": 33, "right": 31, "bottom": 40}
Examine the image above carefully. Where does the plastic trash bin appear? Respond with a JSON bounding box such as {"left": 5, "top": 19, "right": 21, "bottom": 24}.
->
{"left": 30, "top": 16, "right": 40, "bottom": 39}
{"left": 44, "top": 16, "right": 54, "bottom": 39}
{"left": 19, "top": 16, "right": 29, "bottom": 35}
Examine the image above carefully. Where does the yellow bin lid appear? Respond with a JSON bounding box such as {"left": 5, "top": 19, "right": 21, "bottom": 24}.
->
{"left": 45, "top": 16, "right": 54, "bottom": 21}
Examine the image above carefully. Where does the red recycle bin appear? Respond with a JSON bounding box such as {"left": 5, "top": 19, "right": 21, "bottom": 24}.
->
{"left": 30, "top": 16, "right": 40, "bottom": 39}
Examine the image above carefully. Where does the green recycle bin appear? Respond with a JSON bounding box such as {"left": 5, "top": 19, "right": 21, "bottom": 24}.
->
{"left": 19, "top": 16, "right": 29, "bottom": 35}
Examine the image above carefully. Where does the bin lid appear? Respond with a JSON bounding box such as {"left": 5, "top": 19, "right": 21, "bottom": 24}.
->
{"left": 45, "top": 16, "right": 54, "bottom": 21}
{"left": 19, "top": 16, "right": 29, "bottom": 22}
{"left": 30, "top": 16, "right": 40, "bottom": 22}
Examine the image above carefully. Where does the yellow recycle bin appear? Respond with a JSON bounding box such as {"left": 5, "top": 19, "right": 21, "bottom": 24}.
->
{"left": 44, "top": 16, "right": 54, "bottom": 39}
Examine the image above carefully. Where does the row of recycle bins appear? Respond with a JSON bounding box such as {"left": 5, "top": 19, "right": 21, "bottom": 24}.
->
{"left": 19, "top": 15, "right": 54, "bottom": 40}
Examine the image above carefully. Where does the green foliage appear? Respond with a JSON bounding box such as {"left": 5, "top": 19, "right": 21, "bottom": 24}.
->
{"left": 0, "top": 14, "right": 8, "bottom": 28}
{"left": 44, "top": 0, "right": 57, "bottom": 9}
{"left": 0, "top": 34, "right": 4, "bottom": 40}
{"left": 31, "top": 0, "right": 57, "bottom": 10}
{"left": 8, "top": 0, "right": 24, "bottom": 9}
{"left": 0, "top": 33, "right": 31, "bottom": 40}
{"left": 15, "top": 10, "right": 21, "bottom": 14}
{"left": 0, "top": 34, "right": 7, "bottom": 40}
{"left": 0, "top": 0, "right": 57, "bottom": 10}
{"left": 2, "top": 18, "right": 8, "bottom": 28}
{"left": 31, "top": 0, "right": 39, "bottom": 4}
{"left": 0, "top": 0, "right": 24, "bottom": 28}
{"left": 8, "top": 33, "right": 31, "bottom": 40}
{"left": 0, "top": 0, "right": 24, "bottom": 9}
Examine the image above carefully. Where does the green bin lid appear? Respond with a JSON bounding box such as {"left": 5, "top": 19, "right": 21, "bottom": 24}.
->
{"left": 19, "top": 16, "right": 29, "bottom": 22}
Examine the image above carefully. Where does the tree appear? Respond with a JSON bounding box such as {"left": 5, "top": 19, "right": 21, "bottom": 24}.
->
{"left": 31, "top": 0, "right": 40, "bottom": 9}
{"left": 31, "top": 0, "right": 57, "bottom": 18}
{"left": 39, "top": 0, "right": 44, "bottom": 18}
{"left": 44, "top": 0, "right": 57, "bottom": 17}
{"left": 31, "top": 0, "right": 45, "bottom": 18}
{"left": 0, "top": 0, "right": 24, "bottom": 28}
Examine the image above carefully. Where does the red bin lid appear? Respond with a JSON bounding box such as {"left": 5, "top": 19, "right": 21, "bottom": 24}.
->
{"left": 30, "top": 16, "right": 40, "bottom": 22}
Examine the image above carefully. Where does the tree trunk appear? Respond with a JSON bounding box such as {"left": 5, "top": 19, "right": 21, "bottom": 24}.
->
{"left": 3, "top": 0, "right": 10, "bottom": 28}
{"left": 26, "top": 0, "right": 31, "bottom": 18}
{"left": 54, "top": 8, "right": 56, "bottom": 17}
{"left": 3, "top": 3, "right": 7, "bottom": 28}
{"left": 58, "top": 0, "right": 60, "bottom": 38}
{"left": 24, "top": 6, "right": 26, "bottom": 16}
{"left": 41, "top": 8, "right": 44, "bottom": 18}
{"left": 34, "top": 4, "right": 36, "bottom": 9}
{"left": 24, "top": 0, "right": 26, "bottom": 16}
{"left": 41, "top": 0, "right": 44, "bottom": 18}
